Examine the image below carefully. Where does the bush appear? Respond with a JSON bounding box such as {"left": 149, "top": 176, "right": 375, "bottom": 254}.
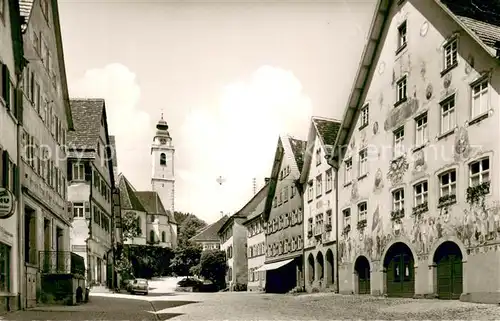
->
{"left": 198, "top": 250, "right": 227, "bottom": 291}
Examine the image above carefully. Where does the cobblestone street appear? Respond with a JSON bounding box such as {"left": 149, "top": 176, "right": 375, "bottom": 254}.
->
{"left": 3, "top": 292, "right": 500, "bottom": 321}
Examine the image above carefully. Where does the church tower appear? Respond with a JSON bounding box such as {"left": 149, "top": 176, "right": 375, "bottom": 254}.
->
{"left": 151, "top": 114, "right": 175, "bottom": 214}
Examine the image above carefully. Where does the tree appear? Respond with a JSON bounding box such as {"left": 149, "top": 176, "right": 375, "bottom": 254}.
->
{"left": 121, "top": 211, "right": 141, "bottom": 242}
{"left": 178, "top": 214, "right": 207, "bottom": 247}
{"left": 170, "top": 243, "right": 202, "bottom": 276}
{"left": 198, "top": 250, "right": 227, "bottom": 290}
{"left": 174, "top": 211, "right": 190, "bottom": 225}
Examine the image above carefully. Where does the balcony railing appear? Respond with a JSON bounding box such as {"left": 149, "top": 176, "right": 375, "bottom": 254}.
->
{"left": 39, "top": 251, "right": 71, "bottom": 274}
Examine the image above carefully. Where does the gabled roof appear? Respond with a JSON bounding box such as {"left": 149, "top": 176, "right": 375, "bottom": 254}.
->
{"left": 329, "top": 0, "right": 500, "bottom": 167}
{"left": 67, "top": 99, "right": 105, "bottom": 157}
{"left": 219, "top": 183, "right": 270, "bottom": 234}
{"left": 263, "top": 134, "right": 306, "bottom": 221}
{"left": 300, "top": 117, "right": 341, "bottom": 184}
{"left": 190, "top": 215, "right": 229, "bottom": 242}
{"left": 288, "top": 137, "right": 307, "bottom": 173}
{"left": 117, "top": 173, "right": 146, "bottom": 212}
{"left": 135, "top": 191, "right": 177, "bottom": 224}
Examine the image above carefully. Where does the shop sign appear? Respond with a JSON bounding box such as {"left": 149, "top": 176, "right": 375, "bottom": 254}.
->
{"left": 0, "top": 188, "right": 15, "bottom": 219}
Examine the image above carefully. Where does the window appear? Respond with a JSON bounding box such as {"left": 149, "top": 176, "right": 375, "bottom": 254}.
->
{"left": 315, "top": 213, "right": 323, "bottom": 235}
{"left": 471, "top": 80, "right": 488, "bottom": 118}
{"left": 414, "top": 181, "right": 428, "bottom": 206}
{"left": 359, "top": 149, "right": 368, "bottom": 176}
{"left": 360, "top": 105, "right": 369, "bottom": 128}
{"left": 0, "top": 243, "right": 10, "bottom": 293}
{"left": 393, "top": 127, "right": 405, "bottom": 158}
{"left": 316, "top": 148, "right": 321, "bottom": 166}
{"left": 396, "top": 76, "right": 407, "bottom": 104}
{"left": 149, "top": 230, "right": 155, "bottom": 243}
{"left": 397, "top": 21, "right": 407, "bottom": 49}
{"left": 443, "top": 38, "right": 458, "bottom": 70}
{"left": 307, "top": 180, "right": 313, "bottom": 201}
{"left": 161, "top": 231, "right": 166, "bottom": 243}
{"left": 392, "top": 189, "right": 404, "bottom": 211}
{"left": 72, "top": 163, "right": 85, "bottom": 181}
{"left": 344, "top": 158, "right": 352, "bottom": 183}
{"left": 150, "top": 215, "right": 155, "bottom": 223}
{"left": 73, "top": 202, "right": 84, "bottom": 218}
{"left": 290, "top": 185, "right": 295, "bottom": 198}
{"left": 469, "top": 158, "right": 489, "bottom": 187}
{"left": 415, "top": 113, "right": 428, "bottom": 146}
{"left": 325, "top": 168, "right": 333, "bottom": 192}
{"left": 342, "top": 209, "right": 351, "bottom": 228}
{"left": 439, "top": 170, "right": 456, "bottom": 197}
{"left": 358, "top": 202, "right": 367, "bottom": 222}
{"left": 326, "top": 210, "right": 332, "bottom": 226}
{"left": 160, "top": 153, "right": 166, "bottom": 166}
{"left": 315, "top": 174, "right": 322, "bottom": 197}
{"left": 440, "top": 95, "right": 456, "bottom": 133}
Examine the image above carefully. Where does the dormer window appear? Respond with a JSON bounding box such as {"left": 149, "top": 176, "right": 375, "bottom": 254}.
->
{"left": 160, "top": 153, "right": 166, "bottom": 166}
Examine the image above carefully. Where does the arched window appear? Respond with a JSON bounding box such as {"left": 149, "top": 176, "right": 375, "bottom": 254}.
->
{"left": 136, "top": 216, "right": 142, "bottom": 236}
{"left": 160, "top": 153, "right": 167, "bottom": 166}
{"left": 150, "top": 230, "right": 155, "bottom": 243}
{"left": 161, "top": 231, "right": 166, "bottom": 242}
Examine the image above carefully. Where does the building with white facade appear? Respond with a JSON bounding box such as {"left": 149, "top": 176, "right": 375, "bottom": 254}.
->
{"left": 242, "top": 181, "right": 269, "bottom": 292}
{"left": 19, "top": 0, "right": 75, "bottom": 309}
{"left": 67, "top": 99, "right": 116, "bottom": 289}
{"left": 300, "top": 117, "right": 340, "bottom": 292}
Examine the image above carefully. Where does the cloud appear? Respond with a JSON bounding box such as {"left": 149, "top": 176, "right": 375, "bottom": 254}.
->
{"left": 70, "top": 63, "right": 151, "bottom": 189}
{"left": 177, "top": 65, "right": 312, "bottom": 223}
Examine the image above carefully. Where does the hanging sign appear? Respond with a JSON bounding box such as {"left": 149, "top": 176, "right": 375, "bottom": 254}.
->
{"left": 0, "top": 188, "right": 15, "bottom": 219}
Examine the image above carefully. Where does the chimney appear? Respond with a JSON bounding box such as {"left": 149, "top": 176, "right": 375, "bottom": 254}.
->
{"left": 264, "top": 177, "right": 270, "bottom": 184}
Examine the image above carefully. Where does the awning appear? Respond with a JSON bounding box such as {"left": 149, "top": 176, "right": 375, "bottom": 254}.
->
{"left": 256, "top": 259, "right": 294, "bottom": 272}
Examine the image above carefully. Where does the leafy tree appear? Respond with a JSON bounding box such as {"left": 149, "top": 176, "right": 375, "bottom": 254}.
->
{"left": 174, "top": 211, "right": 190, "bottom": 225}
{"left": 198, "top": 250, "right": 227, "bottom": 290}
{"left": 126, "top": 245, "right": 174, "bottom": 278}
{"left": 170, "top": 243, "right": 202, "bottom": 276}
{"left": 178, "top": 214, "right": 207, "bottom": 247}
{"left": 121, "top": 211, "right": 142, "bottom": 242}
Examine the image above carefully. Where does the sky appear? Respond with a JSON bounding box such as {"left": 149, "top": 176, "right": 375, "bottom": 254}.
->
{"left": 59, "top": 0, "right": 376, "bottom": 224}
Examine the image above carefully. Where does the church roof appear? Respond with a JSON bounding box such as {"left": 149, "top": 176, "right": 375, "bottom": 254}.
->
{"left": 117, "top": 174, "right": 146, "bottom": 212}
{"left": 190, "top": 215, "right": 229, "bottom": 242}
{"left": 135, "top": 191, "right": 177, "bottom": 224}
{"left": 67, "top": 99, "right": 105, "bottom": 158}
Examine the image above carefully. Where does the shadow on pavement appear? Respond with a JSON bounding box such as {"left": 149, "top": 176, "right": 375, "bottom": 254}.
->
{"left": 151, "top": 300, "right": 198, "bottom": 311}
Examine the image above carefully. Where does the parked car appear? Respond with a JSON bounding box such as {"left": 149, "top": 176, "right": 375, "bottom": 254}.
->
{"left": 127, "top": 278, "right": 149, "bottom": 295}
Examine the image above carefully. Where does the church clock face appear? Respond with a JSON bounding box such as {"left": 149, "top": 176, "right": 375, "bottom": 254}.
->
{"left": 160, "top": 138, "right": 167, "bottom": 144}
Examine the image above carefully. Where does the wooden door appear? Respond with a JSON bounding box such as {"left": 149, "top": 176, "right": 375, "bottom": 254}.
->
{"left": 437, "top": 254, "right": 463, "bottom": 300}
{"left": 386, "top": 253, "right": 414, "bottom": 297}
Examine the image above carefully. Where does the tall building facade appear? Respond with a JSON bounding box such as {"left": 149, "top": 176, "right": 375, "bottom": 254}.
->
{"left": 328, "top": 0, "right": 500, "bottom": 303}
{"left": 0, "top": 0, "right": 24, "bottom": 312}
{"left": 67, "top": 98, "right": 116, "bottom": 288}
{"left": 19, "top": 0, "right": 74, "bottom": 309}
{"left": 300, "top": 117, "right": 340, "bottom": 292}
{"left": 260, "top": 135, "right": 306, "bottom": 293}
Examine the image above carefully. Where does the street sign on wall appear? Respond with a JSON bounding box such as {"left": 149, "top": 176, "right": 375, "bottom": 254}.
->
{"left": 0, "top": 188, "right": 15, "bottom": 219}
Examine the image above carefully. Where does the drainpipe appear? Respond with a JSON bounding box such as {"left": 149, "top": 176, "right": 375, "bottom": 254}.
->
{"left": 334, "top": 166, "right": 339, "bottom": 294}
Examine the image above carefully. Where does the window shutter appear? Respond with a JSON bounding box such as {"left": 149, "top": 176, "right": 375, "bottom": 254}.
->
{"left": 1, "top": 64, "right": 10, "bottom": 109}
{"left": 13, "top": 163, "right": 19, "bottom": 197}
{"left": 84, "top": 201, "right": 90, "bottom": 219}
{"left": 67, "top": 161, "right": 72, "bottom": 181}
{"left": 2, "top": 151, "right": 9, "bottom": 188}
{"left": 67, "top": 201, "right": 73, "bottom": 218}
{"left": 15, "top": 88, "right": 23, "bottom": 124}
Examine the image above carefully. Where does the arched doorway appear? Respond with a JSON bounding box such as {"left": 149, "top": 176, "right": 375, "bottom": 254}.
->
{"left": 384, "top": 242, "right": 415, "bottom": 298}
{"left": 325, "top": 249, "right": 334, "bottom": 285}
{"left": 307, "top": 254, "right": 315, "bottom": 284}
{"left": 433, "top": 241, "right": 463, "bottom": 300}
{"left": 316, "top": 252, "right": 324, "bottom": 282}
{"left": 354, "top": 256, "right": 370, "bottom": 294}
